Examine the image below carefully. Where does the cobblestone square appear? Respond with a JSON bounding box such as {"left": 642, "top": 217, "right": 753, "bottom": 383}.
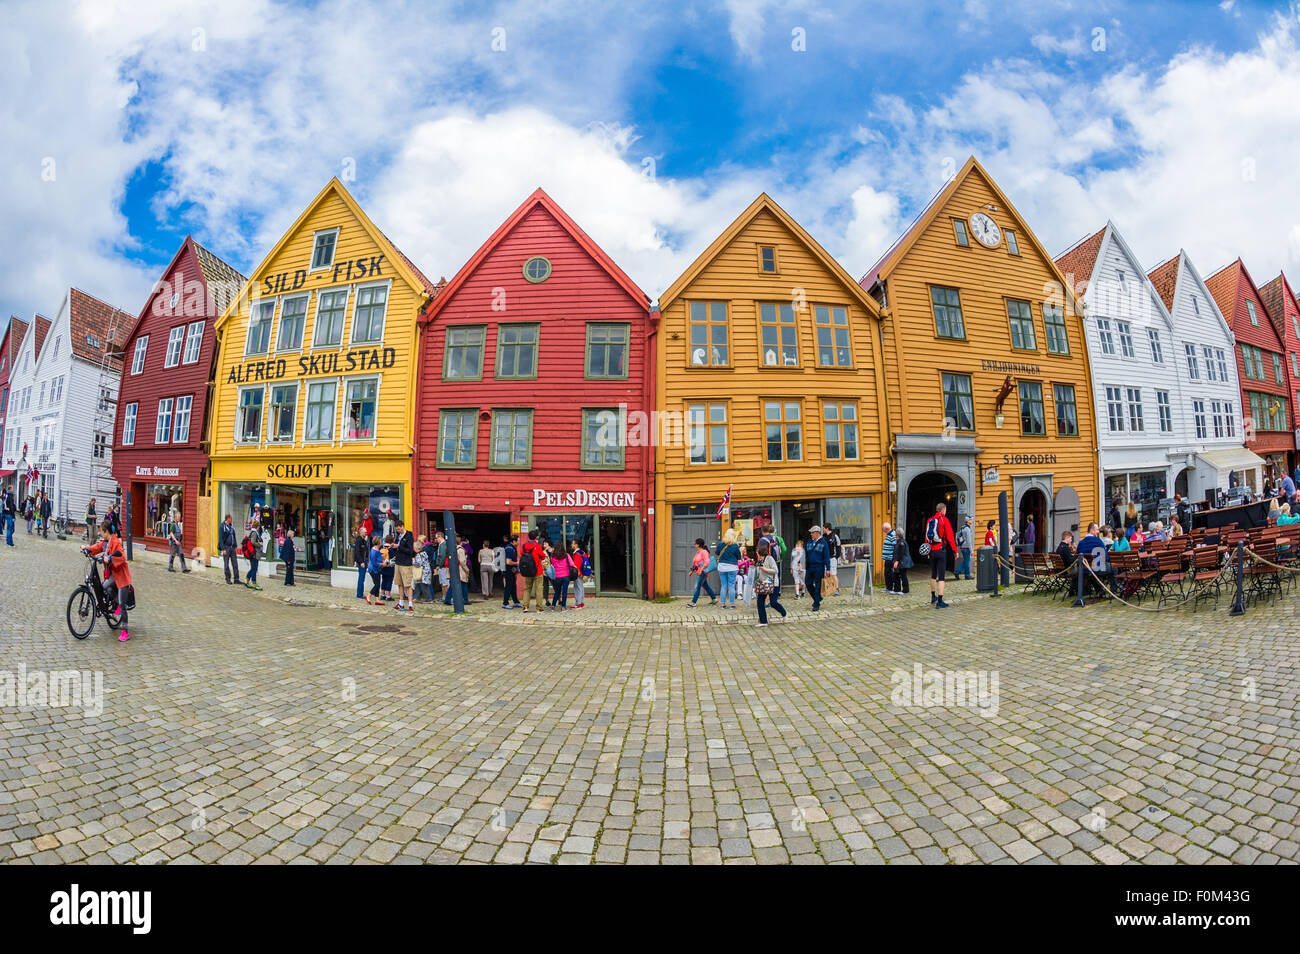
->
{"left": 1, "top": 535, "right": 1296, "bottom": 865}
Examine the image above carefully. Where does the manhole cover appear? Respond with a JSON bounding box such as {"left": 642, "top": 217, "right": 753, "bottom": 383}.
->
{"left": 350, "top": 624, "right": 416, "bottom": 635}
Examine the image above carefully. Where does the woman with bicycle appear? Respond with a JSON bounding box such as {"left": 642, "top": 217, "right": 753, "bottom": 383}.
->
{"left": 84, "top": 516, "right": 133, "bottom": 642}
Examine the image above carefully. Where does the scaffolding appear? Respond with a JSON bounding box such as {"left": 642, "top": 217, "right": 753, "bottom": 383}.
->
{"left": 86, "top": 307, "right": 123, "bottom": 526}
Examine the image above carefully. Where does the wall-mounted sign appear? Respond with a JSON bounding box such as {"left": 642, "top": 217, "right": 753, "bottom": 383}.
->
{"left": 259, "top": 255, "right": 385, "bottom": 296}
{"left": 227, "top": 347, "right": 397, "bottom": 384}
{"left": 981, "top": 359, "right": 1041, "bottom": 375}
{"left": 984, "top": 467, "right": 1000, "bottom": 484}
{"left": 267, "top": 463, "right": 333, "bottom": 480}
{"left": 1002, "top": 453, "right": 1057, "bottom": 466}
{"left": 531, "top": 488, "right": 637, "bottom": 509}
{"left": 134, "top": 466, "right": 180, "bottom": 478}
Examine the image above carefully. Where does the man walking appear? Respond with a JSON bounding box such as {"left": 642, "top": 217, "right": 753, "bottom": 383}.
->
{"left": 166, "top": 512, "right": 189, "bottom": 572}
{"left": 956, "top": 516, "right": 974, "bottom": 580}
{"left": 219, "top": 513, "right": 239, "bottom": 584}
{"left": 502, "top": 533, "right": 521, "bottom": 608}
{"left": 392, "top": 518, "right": 415, "bottom": 611}
{"left": 926, "top": 502, "right": 958, "bottom": 609}
{"left": 520, "top": 529, "right": 546, "bottom": 612}
{"left": 1, "top": 484, "right": 15, "bottom": 547}
{"left": 881, "top": 522, "right": 896, "bottom": 593}
{"left": 805, "top": 525, "right": 830, "bottom": 611}
{"left": 353, "top": 527, "right": 369, "bottom": 599}
{"left": 279, "top": 529, "right": 296, "bottom": 586}
{"left": 38, "top": 490, "right": 52, "bottom": 538}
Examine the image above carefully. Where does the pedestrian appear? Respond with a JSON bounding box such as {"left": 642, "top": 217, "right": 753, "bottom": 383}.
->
{"left": 790, "top": 538, "right": 806, "bottom": 598}
{"left": 84, "top": 497, "right": 96, "bottom": 542}
{"left": 881, "top": 522, "right": 897, "bottom": 594}
{"left": 38, "top": 490, "right": 52, "bottom": 538}
{"left": 549, "top": 545, "right": 572, "bottom": 609}
{"left": 1, "top": 484, "right": 16, "bottom": 547}
{"left": 23, "top": 495, "right": 34, "bottom": 534}
{"left": 502, "top": 533, "right": 521, "bottom": 609}
{"left": 753, "top": 540, "right": 787, "bottom": 627}
{"left": 393, "top": 519, "right": 415, "bottom": 611}
{"left": 280, "top": 529, "right": 296, "bottom": 586}
{"left": 805, "top": 525, "right": 830, "bottom": 610}
{"left": 824, "top": 522, "right": 842, "bottom": 584}
{"left": 716, "top": 528, "right": 741, "bottom": 608}
{"left": 379, "top": 535, "right": 394, "bottom": 599}
{"left": 366, "top": 536, "right": 383, "bottom": 604}
{"left": 956, "top": 516, "right": 974, "bottom": 580}
{"left": 493, "top": 538, "right": 506, "bottom": 593}
{"left": 737, "top": 546, "right": 754, "bottom": 603}
{"left": 455, "top": 535, "right": 471, "bottom": 605}
{"left": 925, "top": 501, "right": 958, "bottom": 609}
{"left": 240, "top": 531, "right": 261, "bottom": 589}
{"left": 413, "top": 534, "right": 432, "bottom": 603}
{"left": 434, "top": 531, "right": 452, "bottom": 603}
{"left": 519, "top": 529, "right": 545, "bottom": 612}
{"left": 353, "top": 527, "right": 369, "bottom": 599}
{"left": 219, "top": 514, "right": 239, "bottom": 584}
{"left": 1022, "top": 514, "right": 1035, "bottom": 554}
{"left": 1123, "top": 502, "right": 1139, "bottom": 537}
{"left": 568, "top": 538, "right": 588, "bottom": 609}
{"left": 166, "top": 512, "right": 189, "bottom": 572}
{"left": 84, "top": 515, "right": 133, "bottom": 642}
{"left": 893, "top": 531, "right": 913, "bottom": 593}
{"left": 478, "top": 539, "right": 495, "bottom": 598}
{"left": 1174, "top": 494, "right": 1190, "bottom": 533}
{"left": 687, "top": 538, "right": 718, "bottom": 607}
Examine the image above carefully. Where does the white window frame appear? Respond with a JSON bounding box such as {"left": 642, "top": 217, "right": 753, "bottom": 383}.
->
{"left": 236, "top": 385, "right": 266, "bottom": 446}
{"left": 340, "top": 374, "right": 381, "bottom": 444}
{"left": 1146, "top": 328, "right": 1163, "bottom": 364}
{"left": 1217, "top": 349, "right": 1229, "bottom": 382}
{"left": 275, "top": 294, "right": 311, "bottom": 354}
{"left": 1226, "top": 402, "right": 1236, "bottom": 437}
{"left": 1116, "top": 321, "right": 1134, "bottom": 359}
{"left": 1192, "top": 399, "right": 1207, "bottom": 439}
{"left": 1156, "top": 390, "right": 1172, "bottom": 433}
{"left": 155, "top": 397, "right": 174, "bottom": 444}
{"left": 349, "top": 280, "right": 391, "bottom": 346}
{"left": 1096, "top": 318, "right": 1115, "bottom": 356}
{"left": 173, "top": 394, "right": 193, "bottom": 443}
{"left": 1202, "top": 345, "right": 1217, "bottom": 382}
{"left": 265, "top": 381, "right": 301, "bottom": 445}
{"left": 1184, "top": 344, "right": 1200, "bottom": 380}
{"left": 182, "top": 320, "right": 204, "bottom": 364}
{"left": 309, "top": 227, "right": 340, "bottom": 272}
{"left": 131, "top": 336, "right": 149, "bottom": 375}
{"left": 303, "top": 378, "right": 339, "bottom": 445}
{"left": 1105, "top": 385, "right": 1124, "bottom": 432}
{"left": 1125, "top": 387, "right": 1144, "bottom": 432}
{"left": 164, "top": 325, "right": 185, "bottom": 368}
{"left": 244, "top": 300, "right": 277, "bottom": 356}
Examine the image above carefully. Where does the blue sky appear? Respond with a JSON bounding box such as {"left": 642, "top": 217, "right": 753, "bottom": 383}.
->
{"left": 4, "top": 0, "right": 1300, "bottom": 324}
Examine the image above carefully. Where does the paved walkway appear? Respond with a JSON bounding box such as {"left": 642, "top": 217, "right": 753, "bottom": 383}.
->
{"left": 1, "top": 532, "right": 1296, "bottom": 864}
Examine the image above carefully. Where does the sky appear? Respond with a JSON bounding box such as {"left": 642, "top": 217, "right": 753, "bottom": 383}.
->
{"left": 4, "top": 0, "right": 1300, "bottom": 325}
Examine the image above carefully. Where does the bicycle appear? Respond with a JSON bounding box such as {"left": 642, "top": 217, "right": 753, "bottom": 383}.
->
{"left": 67, "top": 550, "right": 128, "bottom": 639}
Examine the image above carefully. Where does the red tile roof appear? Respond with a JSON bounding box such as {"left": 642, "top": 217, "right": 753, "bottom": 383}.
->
{"left": 67, "top": 288, "right": 131, "bottom": 368}
{"left": 1147, "top": 254, "right": 1180, "bottom": 311}
{"left": 192, "top": 239, "right": 247, "bottom": 317}
{"left": 5, "top": 315, "right": 29, "bottom": 359}
{"left": 1257, "top": 274, "right": 1288, "bottom": 341}
{"left": 31, "top": 314, "right": 52, "bottom": 359}
{"left": 1053, "top": 226, "right": 1106, "bottom": 292}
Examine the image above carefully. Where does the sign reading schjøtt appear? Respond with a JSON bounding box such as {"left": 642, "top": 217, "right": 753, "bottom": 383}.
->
{"left": 532, "top": 488, "right": 637, "bottom": 509}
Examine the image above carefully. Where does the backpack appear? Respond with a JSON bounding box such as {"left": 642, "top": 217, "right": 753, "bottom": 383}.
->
{"left": 520, "top": 546, "right": 538, "bottom": 577}
{"left": 581, "top": 553, "right": 592, "bottom": 576}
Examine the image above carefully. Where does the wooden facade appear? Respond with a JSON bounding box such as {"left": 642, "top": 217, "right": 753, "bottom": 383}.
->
{"left": 208, "top": 179, "right": 436, "bottom": 585}
{"left": 113, "top": 237, "right": 245, "bottom": 553}
{"left": 414, "top": 189, "right": 654, "bottom": 596}
{"left": 1206, "top": 259, "right": 1294, "bottom": 484}
{"left": 862, "top": 157, "right": 1099, "bottom": 553}
{"left": 655, "top": 194, "right": 889, "bottom": 596}
{"left": 1257, "top": 271, "right": 1300, "bottom": 475}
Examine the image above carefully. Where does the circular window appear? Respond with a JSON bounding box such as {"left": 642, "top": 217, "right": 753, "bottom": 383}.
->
{"left": 523, "top": 256, "right": 552, "bottom": 283}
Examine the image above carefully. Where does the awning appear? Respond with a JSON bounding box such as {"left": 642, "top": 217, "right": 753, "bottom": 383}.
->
{"left": 1195, "top": 447, "right": 1266, "bottom": 472}
{"left": 0, "top": 469, "right": 13, "bottom": 478}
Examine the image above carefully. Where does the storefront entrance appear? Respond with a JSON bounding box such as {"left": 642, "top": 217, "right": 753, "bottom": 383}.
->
{"left": 431, "top": 510, "right": 512, "bottom": 552}
{"left": 905, "top": 471, "right": 963, "bottom": 553}
{"left": 1018, "top": 487, "right": 1047, "bottom": 553}
{"left": 526, "top": 511, "right": 641, "bottom": 595}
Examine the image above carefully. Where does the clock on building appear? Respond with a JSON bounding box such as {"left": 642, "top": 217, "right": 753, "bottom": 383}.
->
{"left": 969, "top": 212, "right": 1002, "bottom": 248}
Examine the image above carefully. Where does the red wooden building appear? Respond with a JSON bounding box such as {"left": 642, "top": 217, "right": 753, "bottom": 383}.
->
{"left": 112, "top": 237, "right": 246, "bottom": 553}
{"left": 1206, "top": 259, "right": 1294, "bottom": 483}
{"left": 1258, "top": 271, "right": 1300, "bottom": 474}
{"left": 414, "top": 189, "right": 655, "bottom": 596}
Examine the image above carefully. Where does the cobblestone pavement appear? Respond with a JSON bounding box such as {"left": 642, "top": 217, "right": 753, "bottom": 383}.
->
{"left": 1, "top": 533, "right": 1296, "bottom": 865}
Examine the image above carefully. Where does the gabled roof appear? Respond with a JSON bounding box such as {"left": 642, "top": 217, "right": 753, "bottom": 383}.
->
{"left": 67, "top": 288, "right": 131, "bottom": 367}
{"left": 31, "top": 314, "right": 52, "bottom": 360}
{"left": 1205, "top": 258, "right": 1281, "bottom": 347}
{"left": 422, "top": 187, "right": 649, "bottom": 324}
{"left": 1053, "top": 226, "right": 1106, "bottom": 291}
{"left": 4, "top": 316, "right": 29, "bottom": 360}
{"left": 1147, "top": 255, "right": 1180, "bottom": 310}
{"left": 659, "top": 192, "right": 880, "bottom": 316}
{"left": 858, "top": 157, "right": 1084, "bottom": 319}
{"left": 218, "top": 178, "right": 436, "bottom": 329}
{"left": 1257, "top": 273, "right": 1298, "bottom": 344}
{"left": 192, "top": 239, "right": 247, "bottom": 316}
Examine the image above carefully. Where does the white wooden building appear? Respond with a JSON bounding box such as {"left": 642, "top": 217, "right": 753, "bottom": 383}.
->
{"left": 1, "top": 289, "right": 130, "bottom": 524}
{"left": 1057, "top": 222, "right": 1252, "bottom": 527}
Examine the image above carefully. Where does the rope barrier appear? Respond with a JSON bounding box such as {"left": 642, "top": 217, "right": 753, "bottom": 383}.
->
{"left": 1080, "top": 560, "right": 1215, "bottom": 612}
{"left": 1242, "top": 547, "right": 1300, "bottom": 574}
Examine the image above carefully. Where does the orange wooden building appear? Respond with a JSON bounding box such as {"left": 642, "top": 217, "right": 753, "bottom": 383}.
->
{"left": 860, "top": 157, "right": 1099, "bottom": 553}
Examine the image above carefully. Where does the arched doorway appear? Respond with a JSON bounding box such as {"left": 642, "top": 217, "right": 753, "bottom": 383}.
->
{"left": 1174, "top": 467, "right": 1189, "bottom": 498}
{"left": 905, "top": 471, "right": 962, "bottom": 553}
{"left": 1019, "top": 487, "right": 1047, "bottom": 553}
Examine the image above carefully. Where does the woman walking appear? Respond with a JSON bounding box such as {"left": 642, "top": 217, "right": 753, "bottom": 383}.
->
{"left": 478, "top": 540, "right": 495, "bottom": 597}
{"left": 84, "top": 497, "right": 97, "bottom": 542}
{"left": 365, "top": 536, "right": 384, "bottom": 604}
{"left": 753, "top": 541, "right": 786, "bottom": 627}
{"left": 568, "top": 539, "right": 587, "bottom": 609}
{"left": 549, "top": 546, "right": 573, "bottom": 609}
{"left": 716, "top": 529, "right": 740, "bottom": 608}
{"left": 687, "top": 538, "right": 717, "bottom": 607}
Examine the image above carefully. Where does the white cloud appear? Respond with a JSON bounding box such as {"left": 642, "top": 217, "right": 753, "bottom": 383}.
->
{"left": 1030, "top": 32, "right": 1088, "bottom": 57}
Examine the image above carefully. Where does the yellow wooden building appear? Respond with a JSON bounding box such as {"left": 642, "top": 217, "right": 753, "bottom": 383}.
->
{"left": 206, "top": 178, "right": 438, "bottom": 585}
{"left": 654, "top": 194, "right": 890, "bottom": 596}
{"left": 861, "top": 157, "right": 1099, "bottom": 554}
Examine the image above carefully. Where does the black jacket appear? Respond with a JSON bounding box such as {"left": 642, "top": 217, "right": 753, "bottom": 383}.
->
{"left": 38, "top": 497, "right": 51, "bottom": 518}
{"left": 353, "top": 535, "right": 369, "bottom": 567}
{"left": 1055, "top": 542, "right": 1076, "bottom": 568}
{"left": 394, "top": 530, "right": 414, "bottom": 566}
{"left": 218, "top": 521, "right": 238, "bottom": 551}
{"left": 894, "top": 536, "right": 913, "bottom": 569}
{"left": 1, "top": 489, "right": 14, "bottom": 515}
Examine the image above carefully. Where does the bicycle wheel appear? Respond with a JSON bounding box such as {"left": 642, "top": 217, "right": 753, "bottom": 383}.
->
{"left": 66, "top": 586, "right": 97, "bottom": 639}
{"left": 102, "top": 601, "right": 127, "bottom": 633}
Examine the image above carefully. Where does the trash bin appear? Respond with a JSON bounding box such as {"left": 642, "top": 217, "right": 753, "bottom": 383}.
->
{"left": 976, "top": 546, "right": 998, "bottom": 592}
{"left": 1012, "top": 544, "right": 1030, "bottom": 584}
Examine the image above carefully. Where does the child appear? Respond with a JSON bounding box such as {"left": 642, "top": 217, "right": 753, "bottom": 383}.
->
{"left": 366, "top": 536, "right": 383, "bottom": 604}
{"left": 737, "top": 546, "right": 755, "bottom": 604}
{"left": 85, "top": 516, "right": 133, "bottom": 642}
{"left": 279, "top": 529, "right": 296, "bottom": 586}
{"left": 569, "top": 539, "right": 588, "bottom": 609}
{"left": 790, "top": 539, "right": 807, "bottom": 598}
{"left": 241, "top": 533, "right": 261, "bottom": 589}
{"left": 413, "top": 534, "right": 431, "bottom": 602}
{"left": 380, "top": 535, "right": 394, "bottom": 600}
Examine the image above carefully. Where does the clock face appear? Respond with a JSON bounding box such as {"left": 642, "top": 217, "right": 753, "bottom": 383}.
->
{"left": 969, "top": 212, "right": 1001, "bottom": 247}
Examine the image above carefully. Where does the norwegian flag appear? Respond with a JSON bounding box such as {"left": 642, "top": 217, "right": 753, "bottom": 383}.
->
{"left": 25, "top": 465, "right": 39, "bottom": 483}
{"left": 715, "top": 484, "right": 732, "bottom": 519}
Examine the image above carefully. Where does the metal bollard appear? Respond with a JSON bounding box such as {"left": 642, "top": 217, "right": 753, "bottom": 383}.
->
{"left": 1229, "top": 541, "right": 1245, "bottom": 616}
{"left": 1073, "top": 558, "right": 1086, "bottom": 608}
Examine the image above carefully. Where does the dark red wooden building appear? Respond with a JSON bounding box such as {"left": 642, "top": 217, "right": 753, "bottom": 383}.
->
{"left": 414, "top": 189, "right": 656, "bottom": 596}
{"left": 112, "top": 237, "right": 246, "bottom": 553}
{"left": 1207, "top": 259, "right": 1295, "bottom": 484}
{"left": 1258, "top": 271, "right": 1300, "bottom": 475}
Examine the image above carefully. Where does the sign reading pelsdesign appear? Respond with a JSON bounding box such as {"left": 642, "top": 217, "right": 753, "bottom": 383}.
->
{"left": 227, "top": 347, "right": 397, "bottom": 383}
{"left": 531, "top": 488, "right": 637, "bottom": 509}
